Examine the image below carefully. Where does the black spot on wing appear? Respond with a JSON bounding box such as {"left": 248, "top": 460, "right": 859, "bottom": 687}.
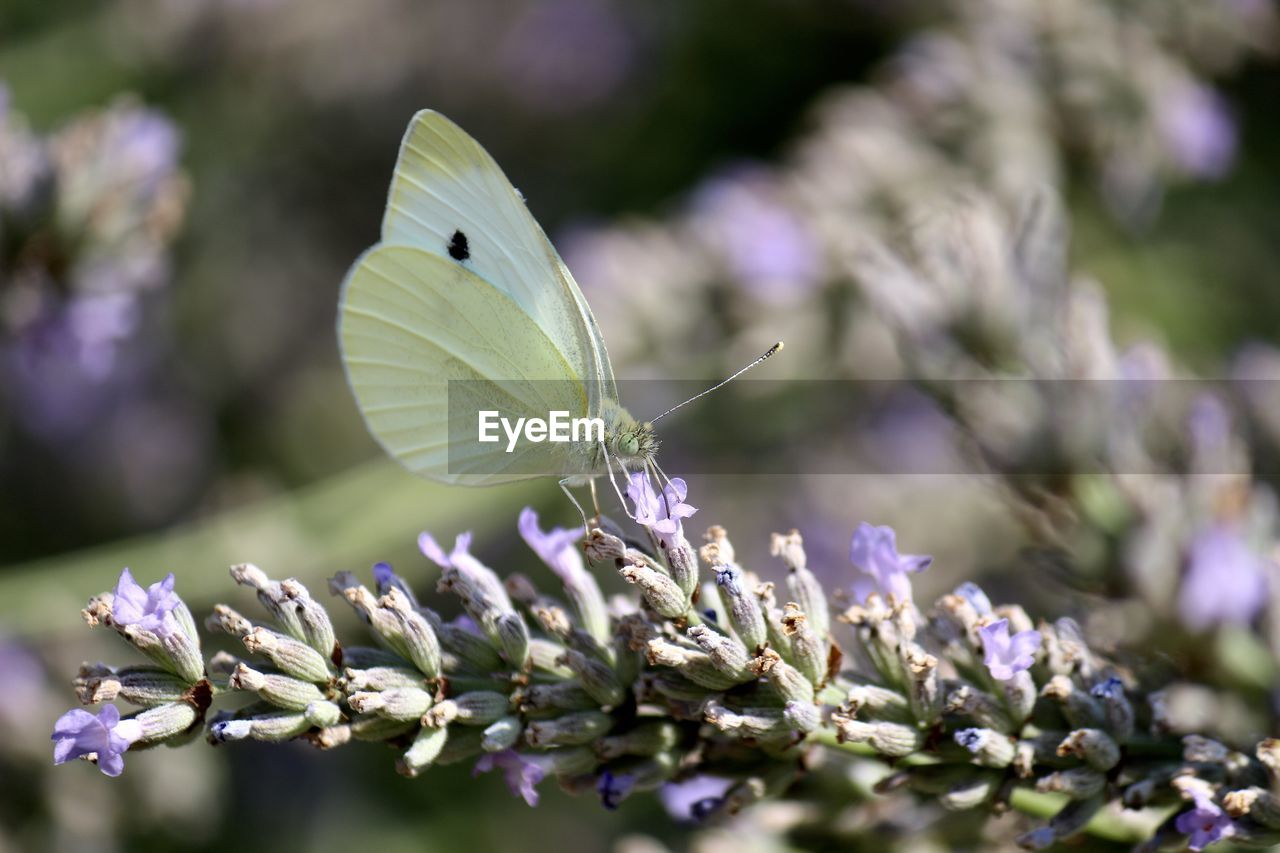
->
{"left": 448, "top": 229, "right": 470, "bottom": 261}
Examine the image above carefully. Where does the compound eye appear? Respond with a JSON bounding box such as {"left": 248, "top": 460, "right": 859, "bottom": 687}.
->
{"left": 619, "top": 434, "right": 640, "bottom": 456}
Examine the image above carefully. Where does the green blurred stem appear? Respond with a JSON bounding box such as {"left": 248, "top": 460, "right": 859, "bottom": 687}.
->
{"left": 0, "top": 460, "right": 547, "bottom": 636}
{"left": 811, "top": 730, "right": 1163, "bottom": 842}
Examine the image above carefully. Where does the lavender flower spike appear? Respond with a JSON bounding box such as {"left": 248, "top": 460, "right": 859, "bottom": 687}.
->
{"left": 978, "top": 618, "right": 1041, "bottom": 681}
{"left": 112, "top": 568, "right": 182, "bottom": 635}
{"left": 472, "top": 749, "right": 548, "bottom": 807}
{"left": 848, "top": 523, "right": 931, "bottom": 604}
{"left": 1175, "top": 794, "right": 1235, "bottom": 851}
{"left": 51, "top": 705, "right": 142, "bottom": 777}
{"left": 626, "top": 471, "right": 697, "bottom": 549}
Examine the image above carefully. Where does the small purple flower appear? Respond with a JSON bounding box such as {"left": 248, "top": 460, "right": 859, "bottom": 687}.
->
{"left": 1178, "top": 526, "right": 1269, "bottom": 632}
{"left": 51, "top": 705, "right": 142, "bottom": 777}
{"left": 690, "top": 166, "right": 821, "bottom": 304}
{"left": 473, "top": 749, "right": 548, "bottom": 807}
{"left": 658, "top": 774, "right": 734, "bottom": 822}
{"left": 597, "top": 770, "right": 636, "bottom": 810}
{"left": 1158, "top": 81, "right": 1237, "bottom": 179}
{"left": 954, "top": 728, "right": 988, "bottom": 753}
{"left": 419, "top": 530, "right": 512, "bottom": 610}
{"left": 1175, "top": 794, "right": 1234, "bottom": 851}
{"left": 848, "top": 522, "right": 931, "bottom": 604}
{"left": 954, "top": 582, "right": 992, "bottom": 615}
{"left": 518, "top": 507, "right": 588, "bottom": 588}
{"left": 111, "top": 567, "right": 181, "bottom": 635}
{"left": 626, "top": 471, "right": 697, "bottom": 549}
{"left": 979, "top": 618, "right": 1041, "bottom": 681}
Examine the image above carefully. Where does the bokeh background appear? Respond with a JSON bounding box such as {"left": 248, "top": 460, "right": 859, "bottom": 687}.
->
{"left": 2, "top": 0, "right": 1279, "bottom": 850}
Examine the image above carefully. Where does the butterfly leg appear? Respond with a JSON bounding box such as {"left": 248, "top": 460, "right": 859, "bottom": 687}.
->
{"left": 559, "top": 477, "right": 591, "bottom": 530}
{"left": 588, "top": 477, "right": 602, "bottom": 527}
{"left": 599, "top": 438, "right": 633, "bottom": 520}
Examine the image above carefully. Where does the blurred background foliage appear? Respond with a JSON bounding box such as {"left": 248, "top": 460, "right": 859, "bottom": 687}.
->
{"left": 1, "top": 0, "right": 1278, "bottom": 850}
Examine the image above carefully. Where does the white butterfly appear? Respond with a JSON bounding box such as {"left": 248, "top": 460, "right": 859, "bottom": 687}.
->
{"left": 337, "top": 111, "right": 658, "bottom": 492}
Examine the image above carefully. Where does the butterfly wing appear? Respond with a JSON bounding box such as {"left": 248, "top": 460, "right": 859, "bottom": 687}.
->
{"left": 339, "top": 244, "right": 599, "bottom": 485}
{"left": 379, "top": 110, "right": 616, "bottom": 411}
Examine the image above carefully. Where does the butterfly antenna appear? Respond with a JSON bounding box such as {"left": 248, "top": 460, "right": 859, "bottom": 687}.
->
{"left": 649, "top": 342, "right": 784, "bottom": 424}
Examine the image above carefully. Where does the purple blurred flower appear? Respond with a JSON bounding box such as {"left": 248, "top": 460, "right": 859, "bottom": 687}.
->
{"left": 518, "top": 507, "right": 588, "bottom": 588}
{"left": 473, "top": 749, "right": 549, "bottom": 807}
{"left": 627, "top": 471, "right": 697, "bottom": 549}
{"left": 1175, "top": 794, "right": 1234, "bottom": 851}
{"left": 691, "top": 166, "right": 820, "bottom": 304}
{"left": 1188, "top": 393, "right": 1233, "bottom": 458}
{"left": 112, "top": 567, "right": 182, "bottom": 635}
{"left": 0, "top": 640, "right": 46, "bottom": 726}
{"left": 1179, "top": 526, "right": 1269, "bottom": 632}
{"left": 848, "top": 522, "right": 931, "bottom": 604}
{"left": 1158, "top": 82, "right": 1237, "bottom": 179}
{"left": 499, "top": 0, "right": 637, "bottom": 115}
{"left": 597, "top": 770, "right": 636, "bottom": 810}
{"left": 979, "top": 618, "right": 1041, "bottom": 681}
{"left": 51, "top": 704, "right": 141, "bottom": 777}
{"left": 954, "top": 582, "right": 993, "bottom": 615}
{"left": 658, "top": 774, "right": 734, "bottom": 822}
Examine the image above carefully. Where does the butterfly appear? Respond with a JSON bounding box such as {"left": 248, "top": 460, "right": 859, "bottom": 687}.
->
{"left": 337, "top": 110, "right": 660, "bottom": 497}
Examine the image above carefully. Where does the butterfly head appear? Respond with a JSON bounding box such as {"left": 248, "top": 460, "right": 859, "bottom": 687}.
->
{"left": 612, "top": 420, "right": 658, "bottom": 469}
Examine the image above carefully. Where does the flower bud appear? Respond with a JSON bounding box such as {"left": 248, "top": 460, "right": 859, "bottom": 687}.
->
{"left": 398, "top": 726, "right": 448, "bottom": 777}
{"left": 481, "top": 716, "right": 523, "bottom": 752}
{"left": 901, "top": 642, "right": 942, "bottom": 724}
{"left": 211, "top": 709, "right": 312, "bottom": 743}
{"left": 1002, "top": 670, "right": 1037, "bottom": 723}
{"left": 437, "top": 691, "right": 510, "bottom": 727}
{"left": 135, "top": 702, "right": 199, "bottom": 742}
{"left": 343, "top": 666, "right": 424, "bottom": 693}
{"left": 843, "top": 684, "right": 912, "bottom": 722}
{"left": 703, "top": 701, "right": 791, "bottom": 738}
{"left": 348, "top": 687, "right": 434, "bottom": 721}
{"left": 525, "top": 710, "right": 613, "bottom": 746}
{"left": 558, "top": 649, "right": 624, "bottom": 708}
{"left": 686, "top": 625, "right": 750, "bottom": 678}
{"left": 646, "top": 638, "right": 739, "bottom": 690}
{"left": 1040, "top": 676, "right": 1104, "bottom": 729}
{"left": 519, "top": 682, "right": 596, "bottom": 713}
{"left": 939, "top": 772, "right": 998, "bottom": 811}
{"left": 954, "top": 728, "right": 1016, "bottom": 767}
{"left": 1089, "top": 676, "right": 1134, "bottom": 741}
{"left": 750, "top": 648, "right": 814, "bottom": 705}
{"left": 304, "top": 701, "right": 342, "bottom": 727}
{"left": 773, "top": 530, "right": 830, "bottom": 640}
{"left": 832, "top": 713, "right": 924, "bottom": 757}
{"left": 1057, "top": 728, "right": 1120, "bottom": 771}
{"left": 76, "top": 664, "right": 189, "bottom": 706}
{"left": 595, "top": 721, "right": 680, "bottom": 759}
{"left": 496, "top": 613, "right": 531, "bottom": 669}
{"left": 1224, "top": 788, "right": 1280, "bottom": 829}
{"left": 620, "top": 560, "right": 688, "bottom": 618}
{"left": 946, "top": 683, "right": 1013, "bottom": 732}
{"left": 783, "top": 699, "right": 820, "bottom": 733}
{"left": 667, "top": 538, "right": 700, "bottom": 599}
{"left": 230, "top": 662, "right": 326, "bottom": 710}
{"left": 1036, "top": 767, "right": 1106, "bottom": 800}
{"left": 380, "top": 589, "right": 442, "bottom": 679}
{"left": 242, "top": 627, "right": 332, "bottom": 684}
{"left": 715, "top": 565, "right": 767, "bottom": 651}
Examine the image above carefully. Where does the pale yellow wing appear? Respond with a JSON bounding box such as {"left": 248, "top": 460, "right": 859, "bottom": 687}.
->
{"left": 339, "top": 244, "right": 597, "bottom": 485}
{"left": 379, "top": 110, "right": 617, "bottom": 415}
